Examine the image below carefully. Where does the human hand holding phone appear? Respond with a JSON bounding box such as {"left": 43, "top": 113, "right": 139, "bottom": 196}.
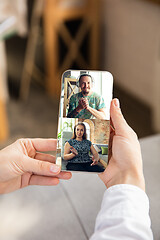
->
{"left": 99, "top": 99, "right": 145, "bottom": 191}
{"left": 0, "top": 138, "right": 72, "bottom": 194}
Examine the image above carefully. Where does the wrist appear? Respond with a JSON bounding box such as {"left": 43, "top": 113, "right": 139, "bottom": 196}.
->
{"left": 76, "top": 106, "right": 83, "bottom": 112}
{"left": 106, "top": 171, "right": 145, "bottom": 192}
{"left": 86, "top": 106, "right": 91, "bottom": 111}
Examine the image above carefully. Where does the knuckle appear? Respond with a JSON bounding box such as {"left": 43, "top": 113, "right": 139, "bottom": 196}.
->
{"left": 16, "top": 138, "right": 24, "bottom": 144}
{"left": 37, "top": 161, "right": 46, "bottom": 172}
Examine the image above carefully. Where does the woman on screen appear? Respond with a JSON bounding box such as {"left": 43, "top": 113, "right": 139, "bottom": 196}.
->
{"left": 63, "top": 122, "right": 104, "bottom": 172}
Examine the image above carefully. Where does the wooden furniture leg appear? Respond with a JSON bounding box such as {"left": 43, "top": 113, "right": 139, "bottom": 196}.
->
{"left": 0, "top": 44, "right": 9, "bottom": 142}
{"left": 0, "top": 99, "right": 8, "bottom": 142}
{"left": 19, "top": 0, "right": 44, "bottom": 100}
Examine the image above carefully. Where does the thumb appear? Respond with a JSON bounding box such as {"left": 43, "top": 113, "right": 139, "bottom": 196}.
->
{"left": 23, "top": 156, "right": 61, "bottom": 176}
{"left": 110, "top": 98, "right": 131, "bottom": 136}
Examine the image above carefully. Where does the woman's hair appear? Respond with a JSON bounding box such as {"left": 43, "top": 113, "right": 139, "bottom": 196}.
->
{"left": 72, "top": 122, "right": 87, "bottom": 140}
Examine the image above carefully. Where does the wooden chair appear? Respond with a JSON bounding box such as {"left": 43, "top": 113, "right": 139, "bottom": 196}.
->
{"left": 63, "top": 77, "right": 79, "bottom": 117}
{"left": 44, "top": 0, "right": 100, "bottom": 98}
{"left": 20, "top": 0, "right": 100, "bottom": 100}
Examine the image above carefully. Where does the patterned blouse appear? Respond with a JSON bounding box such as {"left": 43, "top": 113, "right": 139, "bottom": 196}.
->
{"left": 67, "top": 91, "right": 105, "bottom": 119}
{"left": 66, "top": 139, "right": 92, "bottom": 163}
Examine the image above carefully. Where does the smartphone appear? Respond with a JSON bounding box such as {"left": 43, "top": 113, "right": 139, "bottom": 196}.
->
{"left": 56, "top": 70, "right": 113, "bottom": 173}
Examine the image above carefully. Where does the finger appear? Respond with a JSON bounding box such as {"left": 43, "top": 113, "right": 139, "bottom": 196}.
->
{"left": 82, "top": 100, "right": 87, "bottom": 105}
{"left": 81, "top": 102, "right": 85, "bottom": 107}
{"left": 56, "top": 171, "right": 72, "bottom": 179}
{"left": 29, "top": 171, "right": 72, "bottom": 186}
{"left": 35, "top": 152, "right": 56, "bottom": 163}
{"left": 29, "top": 175, "right": 59, "bottom": 186}
{"left": 91, "top": 162, "right": 96, "bottom": 166}
{"left": 91, "top": 160, "right": 96, "bottom": 166}
{"left": 23, "top": 156, "right": 61, "bottom": 176}
{"left": 110, "top": 117, "right": 115, "bottom": 132}
{"left": 108, "top": 125, "right": 115, "bottom": 162}
{"left": 30, "top": 138, "right": 57, "bottom": 152}
{"left": 110, "top": 99, "right": 132, "bottom": 136}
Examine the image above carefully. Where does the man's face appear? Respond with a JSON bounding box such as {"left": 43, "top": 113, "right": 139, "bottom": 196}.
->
{"left": 79, "top": 76, "right": 92, "bottom": 95}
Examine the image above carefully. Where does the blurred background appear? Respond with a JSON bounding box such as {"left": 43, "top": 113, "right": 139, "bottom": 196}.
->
{"left": 0, "top": 0, "right": 160, "bottom": 147}
{"left": 0, "top": 1, "right": 160, "bottom": 240}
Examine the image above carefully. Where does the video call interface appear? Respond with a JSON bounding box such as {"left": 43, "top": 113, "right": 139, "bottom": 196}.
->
{"left": 56, "top": 70, "right": 113, "bottom": 173}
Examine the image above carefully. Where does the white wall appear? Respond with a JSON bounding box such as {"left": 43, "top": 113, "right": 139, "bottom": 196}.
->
{"left": 102, "top": 0, "right": 160, "bottom": 108}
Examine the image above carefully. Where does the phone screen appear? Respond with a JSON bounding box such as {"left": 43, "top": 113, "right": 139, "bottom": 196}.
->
{"left": 56, "top": 70, "right": 113, "bottom": 173}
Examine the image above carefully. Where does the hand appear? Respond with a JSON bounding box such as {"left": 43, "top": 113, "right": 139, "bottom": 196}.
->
{"left": 81, "top": 98, "right": 89, "bottom": 110}
{"left": 77, "top": 99, "right": 85, "bottom": 111}
{"left": 99, "top": 99, "right": 145, "bottom": 191}
{"left": 91, "top": 156, "right": 99, "bottom": 166}
{"left": 0, "top": 138, "right": 72, "bottom": 194}
{"left": 70, "top": 146, "right": 78, "bottom": 155}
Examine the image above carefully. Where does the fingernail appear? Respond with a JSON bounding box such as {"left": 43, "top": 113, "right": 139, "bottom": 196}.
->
{"left": 114, "top": 98, "right": 120, "bottom": 108}
{"left": 50, "top": 164, "right": 60, "bottom": 173}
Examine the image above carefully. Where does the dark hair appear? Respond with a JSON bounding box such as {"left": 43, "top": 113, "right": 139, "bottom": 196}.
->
{"left": 78, "top": 74, "right": 93, "bottom": 84}
{"left": 72, "top": 122, "right": 87, "bottom": 140}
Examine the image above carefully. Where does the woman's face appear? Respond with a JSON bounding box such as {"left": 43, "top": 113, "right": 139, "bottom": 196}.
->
{"left": 75, "top": 125, "right": 85, "bottom": 138}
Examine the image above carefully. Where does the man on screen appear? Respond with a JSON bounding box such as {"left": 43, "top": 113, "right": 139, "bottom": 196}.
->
{"left": 67, "top": 74, "right": 106, "bottom": 119}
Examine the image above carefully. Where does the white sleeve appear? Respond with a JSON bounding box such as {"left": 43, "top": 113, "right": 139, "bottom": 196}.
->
{"left": 90, "top": 184, "right": 153, "bottom": 240}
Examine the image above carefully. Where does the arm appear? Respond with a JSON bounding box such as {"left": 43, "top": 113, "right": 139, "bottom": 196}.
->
{"left": 90, "top": 144, "right": 99, "bottom": 166}
{"left": 90, "top": 98, "right": 153, "bottom": 240}
{"left": 91, "top": 185, "right": 153, "bottom": 240}
{"left": 63, "top": 142, "right": 77, "bottom": 161}
{"left": 67, "top": 105, "right": 83, "bottom": 118}
{"left": 87, "top": 107, "right": 106, "bottom": 119}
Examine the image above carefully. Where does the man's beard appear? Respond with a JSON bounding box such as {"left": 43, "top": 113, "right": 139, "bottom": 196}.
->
{"left": 82, "top": 89, "right": 90, "bottom": 95}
